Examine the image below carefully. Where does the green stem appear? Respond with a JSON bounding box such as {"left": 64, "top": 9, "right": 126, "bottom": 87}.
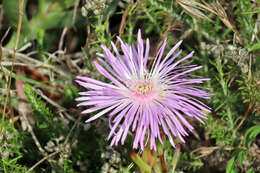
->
{"left": 171, "top": 144, "right": 181, "bottom": 173}
{"left": 216, "top": 59, "right": 235, "bottom": 138}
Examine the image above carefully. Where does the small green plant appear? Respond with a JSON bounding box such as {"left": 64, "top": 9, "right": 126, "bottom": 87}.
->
{"left": 0, "top": 121, "right": 27, "bottom": 173}
{"left": 226, "top": 125, "right": 260, "bottom": 173}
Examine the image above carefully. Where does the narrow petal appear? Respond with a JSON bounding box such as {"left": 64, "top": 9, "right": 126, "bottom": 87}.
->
{"left": 94, "top": 61, "right": 126, "bottom": 88}
{"left": 154, "top": 40, "right": 183, "bottom": 76}
{"left": 85, "top": 102, "right": 121, "bottom": 123}
{"left": 76, "top": 76, "right": 119, "bottom": 89}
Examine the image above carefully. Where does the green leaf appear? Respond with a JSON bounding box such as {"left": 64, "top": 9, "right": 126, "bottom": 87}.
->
{"left": 50, "top": 0, "right": 75, "bottom": 12}
{"left": 244, "top": 125, "right": 260, "bottom": 148}
{"left": 247, "top": 168, "right": 254, "bottom": 173}
{"left": 33, "top": 11, "right": 74, "bottom": 30}
{"left": 130, "top": 152, "right": 151, "bottom": 173}
{"left": 2, "top": 0, "right": 30, "bottom": 33}
{"left": 3, "top": 0, "right": 33, "bottom": 48}
{"left": 37, "top": 0, "right": 75, "bottom": 14}
{"left": 0, "top": 72, "right": 51, "bottom": 89}
{"left": 237, "top": 150, "right": 245, "bottom": 165}
{"left": 39, "top": 123, "right": 48, "bottom": 129}
{"left": 3, "top": 0, "right": 84, "bottom": 48}
{"left": 226, "top": 156, "right": 236, "bottom": 173}
{"left": 247, "top": 43, "right": 260, "bottom": 52}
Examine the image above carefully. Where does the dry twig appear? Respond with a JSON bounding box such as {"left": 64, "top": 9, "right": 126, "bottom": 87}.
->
{"left": 2, "top": 47, "right": 73, "bottom": 78}
{"left": 118, "top": 0, "right": 133, "bottom": 37}
{"left": 72, "top": 0, "right": 80, "bottom": 26}
{"left": 236, "top": 101, "right": 255, "bottom": 130}
{"left": 148, "top": 17, "right": 180, "bottom": 68}
{"left": 26, "top": 112, "right": 83, "bottom": 173}
{"left": 177, "top": 0, "right": 244, "bottom": 44}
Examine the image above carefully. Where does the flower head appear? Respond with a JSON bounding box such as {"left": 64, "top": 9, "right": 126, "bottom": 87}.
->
{"left": 75, "top": 30, "right": 211, "bottom": 150}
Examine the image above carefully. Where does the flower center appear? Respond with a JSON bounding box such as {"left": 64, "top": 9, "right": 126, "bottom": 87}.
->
{"left": 136, "top": 82, "right": 152, "bottom": 95}
{"left": 122, "top": 78, "right": 165, "bottom": 104}
{"left": 128, "top": 80, "right": 160, "bottom": 104}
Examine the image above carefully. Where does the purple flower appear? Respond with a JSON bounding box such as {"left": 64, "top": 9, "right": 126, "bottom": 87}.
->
{"left": 75, "top": 30, "right": 211, "bottom": 151}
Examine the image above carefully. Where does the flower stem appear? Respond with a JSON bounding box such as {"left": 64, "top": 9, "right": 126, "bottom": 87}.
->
{"left": 160, "top": 150, "right": 167, "bottom": 173}
{"left": 171, "top": 144, "right": 181, "bottom": 173}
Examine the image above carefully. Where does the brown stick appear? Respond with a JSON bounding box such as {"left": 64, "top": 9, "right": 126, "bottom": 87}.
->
{"left": 118, "top": 1, "right": 132, "bottom": 37}
{"left": 1, "top": 0, "right": 24, "bottom": 132}
{"left": 148, "top": 17, "right": 178, "bottom": 68}
{"left": 115, "top": 1, "right": 133, "bottom": 47}
{"left": 160, "top": 149, "right": 167, "bottom": 173}
{"left": 236, "top": 101, "right": 255, "bottom": 130}
{"left": 26, "top": 150, "right": 60, "bottom": 173}
{"left": 116, "top": 0, "right": 147, "bottom": 46}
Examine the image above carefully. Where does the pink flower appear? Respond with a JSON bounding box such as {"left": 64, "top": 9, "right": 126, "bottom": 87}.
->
{"left": 75, "top": 30, "right": 211, "bottom": 150}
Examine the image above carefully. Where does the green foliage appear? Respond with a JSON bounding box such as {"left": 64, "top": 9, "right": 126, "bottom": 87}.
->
{"left": 23, "top": 84, "right": 68, "bottom": 140}
{"left": 0, "top": 72, "right": 51, "bottom": 89}
{"left": 247, "top": 43, "right": 260, "bottom": 52}
{"left": 102, "top": 0, "right": 120, "bottom": 21}
{"left": 81, "top": 47, "right": 94, "bottom": 70}
{"left": 226, "top": 125, "right": 260, "bottom": 173}
{"left": 24, "top": 84, "right": 53, "bottom": 119}
{"left": 62, "top": 86, "right": 79, "bottom": 107}
{"left": 180, "top": 152, "right": 203, "bottom": 172}
{"left": 205, "top": 115, "right": 232, "bottom": 145}
{"left": 233, "top": 0, "right": 259, "bottom": 43}
{"left": 206, "top": 58, "right": 237, "bottom": 145}
{"left": 0, "top": 121, "right": 28, "bottom": 173}
{"left": 244, "top": 125, "right": 260, "bottom": 148}
{"left": 2, "top": 0, "right": 30, "bottom": 33}
{"left": 94, "top": 20, "right": 110, "bottom": 45}
{"left": 3, "top": 0, "right": 84, "bottom": 49}
{"left": 89, "top": 18, "right": 114, "bottom": 52}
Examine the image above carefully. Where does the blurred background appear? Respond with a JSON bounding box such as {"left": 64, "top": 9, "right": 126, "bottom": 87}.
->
{"left": 0, "top": 0, "right": 259, "bottom": 172}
